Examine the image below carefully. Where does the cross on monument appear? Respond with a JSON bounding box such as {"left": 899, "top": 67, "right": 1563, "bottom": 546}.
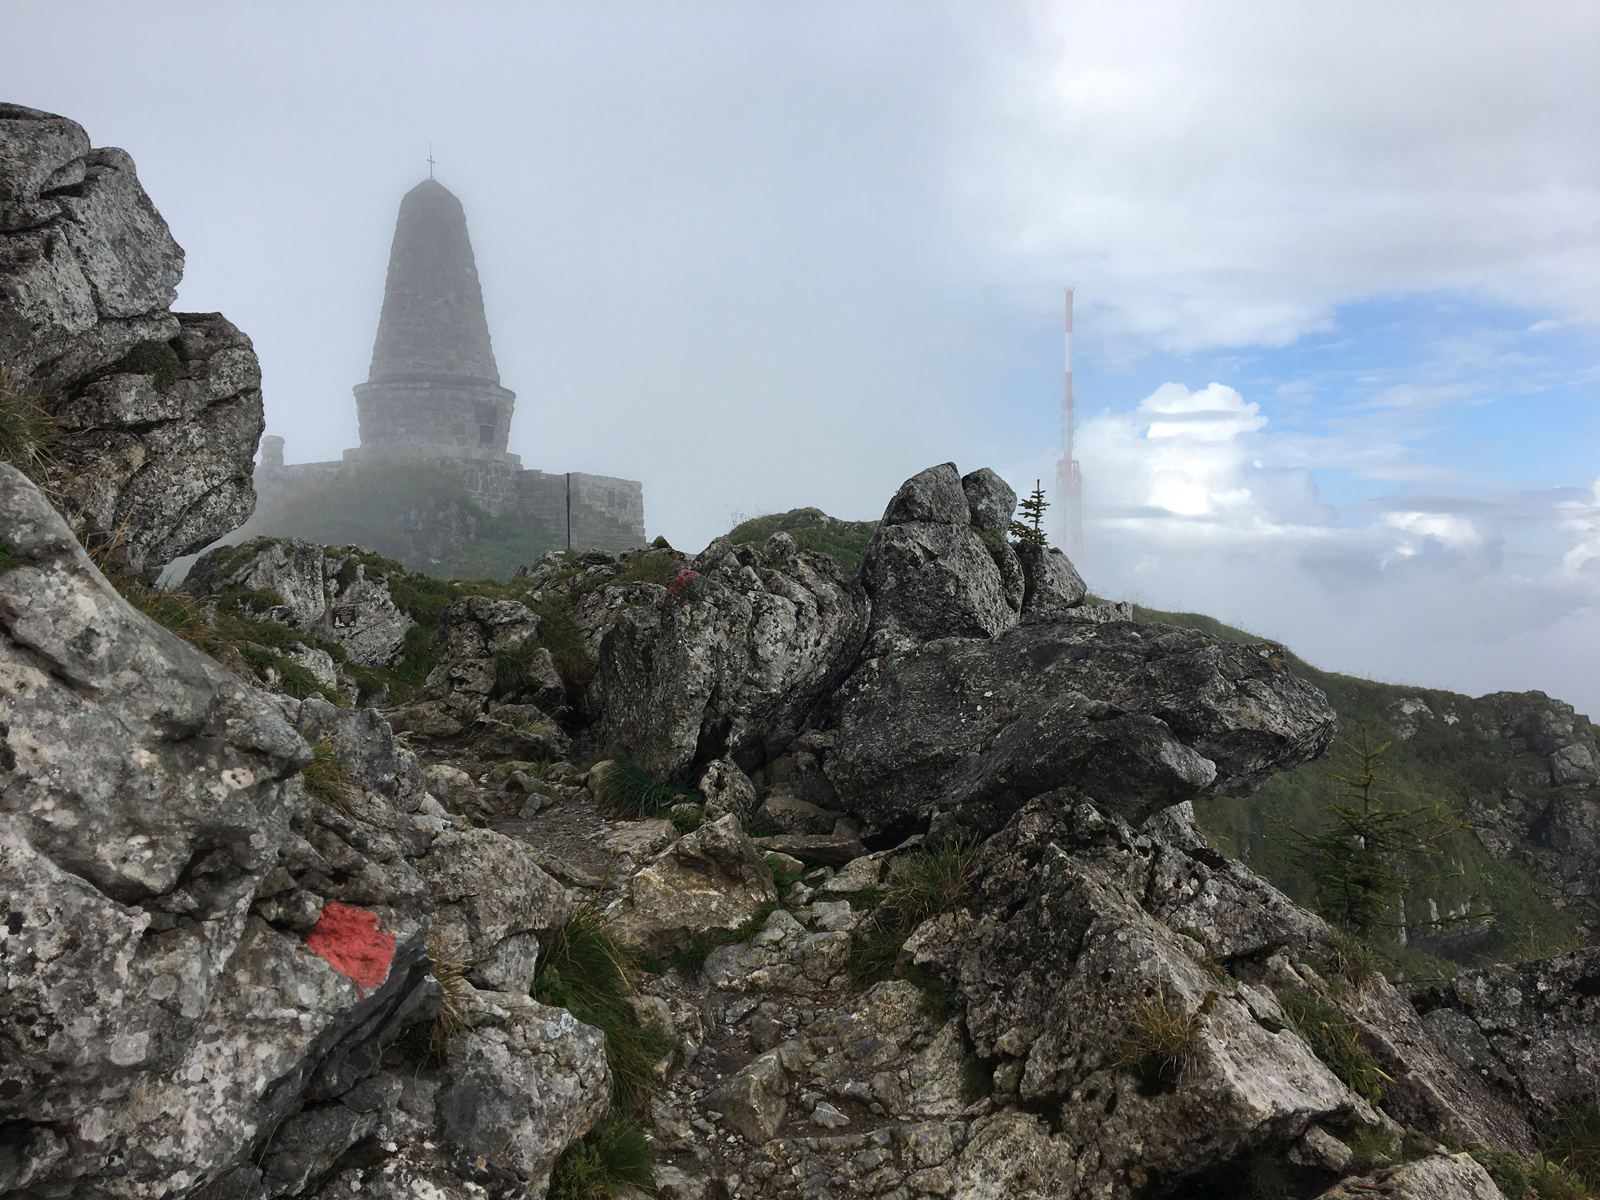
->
{"left": 427, "top": 146, "right": 435, "bottom": 178}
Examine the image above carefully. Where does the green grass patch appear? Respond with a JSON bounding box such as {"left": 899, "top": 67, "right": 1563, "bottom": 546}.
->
{"left": 533, "top": 905, "right": 674, "bottom": 1112}
{"left": 1548, "top": 1101, "right": 1600, "bottom": 1195}
{"left": 301, "top": 738, "right": 354, "bottom": 813}
{"left": 526, "top": 594, "right": 596, "bottom": 702}
{"left": 847, "top": 839, "right": 981, "bottom": 986}
{"left": 726, "top": 507, "right": 878, "bottom": 573}
{"left": 547, "top": 1112, "right": 654, "bottom": 1200}
{"left": 592, "top": 758, "right": 697, "bottom": 819}
{"left": 0, "top": 542, "right": 18, "bottom": 573}
{"left": 114, "top": 339, "right": 182, "bottom": 391}
{"left": 1473, "top": 1145, "right": 1595, "bottom": 1200}
{"left": 1344, "top": 1125, "right": 1397, "bottom": 1170}
{"left": 1278, "top": 990, "right": 1387, "bottom": 1102}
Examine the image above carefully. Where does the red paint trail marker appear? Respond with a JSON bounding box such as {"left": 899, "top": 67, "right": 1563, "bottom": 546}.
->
{"left": 667, "top": 569, "right": 700, "bottom": 599}
{"left": 305, "top": 902, "right": 395, "bottom": 995}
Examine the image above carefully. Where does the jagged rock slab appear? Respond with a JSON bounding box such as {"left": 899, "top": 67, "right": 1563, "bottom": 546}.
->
{"left": 187, "top": 537, "right": 416, "bottom": 667}
{"left": 0, "top": 105, "right": 263, "bottom": 573}
{"left": 906, "top": 794, "right": 1365, "bottom": 1198}
{"left": 606, "top": 814, "right": 779, "bottom": 957}
{"left": 827, "top": 619, "right": 1337, "bottom": 837}
{"left": 596, "top": 533, "right": 869, "bottom": 781}
{"left": 859, "top": 463, "right": 1019, "bottom": 647}
{"left": 1407, "top": 946, "right": 1600, "bottom": 1123}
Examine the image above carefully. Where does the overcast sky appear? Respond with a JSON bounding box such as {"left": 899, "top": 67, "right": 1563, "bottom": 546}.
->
{"left": 7, "top": 1, "right": 1600, "bottom": 714}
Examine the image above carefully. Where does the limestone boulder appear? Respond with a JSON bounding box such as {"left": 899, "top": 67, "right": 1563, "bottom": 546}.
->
{"left": 859, "top": 463, "right": 1019, "bottom": 647}
{"left": 700, "top": 908, "right": 853, "bottom": 995}
{"left": 1407, "top": 946, "right": 1600, "bottom": 1122}
{"left": 418, "top": 828, "right": 572, "bottom": 993}
{"left": 698, "top": 756, "right": 759, "bottom": 823}
{"left": 605, "top": 814, "right": 779, "bottom": 958}
{"left": 1314, "top": 1154, "right": 1502, "bottom": 1200}
{"left": 960, "top": 467, "right": 1017, "bottom": 533}
{"left": 435, "top": 1007, "right": 611, "bottom": 1197}
{"left": 0, "top": 105, "right": 263, "bottom": 574}
{"left": 595, "top": 533, "right": 870, "bottom": 782}
{"left": 1015, "top": 540, "right": 1088, "bottom": 618}
{"left": 827, "top": 619, "right": 1337, "bottom": 838}
{"left": 187, "top": 537, "right": 415, "bottom": 667}
{"left": 908, "top": 794, "right": 1364, "bottom": 1197}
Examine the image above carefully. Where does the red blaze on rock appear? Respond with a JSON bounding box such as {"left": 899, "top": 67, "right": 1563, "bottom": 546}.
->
{"left": 668, "top": 569, "right": 700, "bottom": 599}
{"left": 305, "top": 902, "right": 395, "bottom": 994}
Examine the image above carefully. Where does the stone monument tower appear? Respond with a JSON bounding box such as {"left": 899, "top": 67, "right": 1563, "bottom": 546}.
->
{"left": 255, "top": 175, "right": 647, "bottom": 557}
{"left": 349, "top": 178, "right": 518, "bottom": 471}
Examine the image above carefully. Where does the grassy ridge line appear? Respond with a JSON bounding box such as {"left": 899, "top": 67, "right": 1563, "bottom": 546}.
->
{"left": 1133, "top": 604, "right": 1585, "bottom": 972}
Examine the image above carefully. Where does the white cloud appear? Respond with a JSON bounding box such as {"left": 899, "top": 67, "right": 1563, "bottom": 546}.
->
{"left": 1073, "top": 381, "right": 1600, "bottom": 715}
{"left": 968, "top": 1, "right": 1600, "bottom": 352}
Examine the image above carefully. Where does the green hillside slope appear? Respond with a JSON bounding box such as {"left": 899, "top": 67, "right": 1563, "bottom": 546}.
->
{"left": 1135, "top": 605, "right": 1591, "bottom": 975}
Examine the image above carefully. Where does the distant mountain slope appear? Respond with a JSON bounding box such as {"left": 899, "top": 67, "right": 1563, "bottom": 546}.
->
{"left": 1135, "top": 605, "right": 1595, "bottom": 974}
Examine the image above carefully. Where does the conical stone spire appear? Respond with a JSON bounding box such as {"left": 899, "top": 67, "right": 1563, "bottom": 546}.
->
{"left": 351, "top": 178, "right": 517, "bottom": 465}
{"left": 367, "top": 179, "right": 500, "bottom": 385}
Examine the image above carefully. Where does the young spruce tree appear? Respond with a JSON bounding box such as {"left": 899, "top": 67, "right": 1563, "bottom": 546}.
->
{"left": 1010, "top": 479, "right": 1050, "bottom": 546}
{"left": 1273, "top": 728, "right": 1488, "bottom": 939}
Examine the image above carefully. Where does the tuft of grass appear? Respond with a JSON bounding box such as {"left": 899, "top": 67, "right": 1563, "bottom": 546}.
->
{"left": 0, "top": 374, "right": 55, "bottom": 481}
{"left": 594, "top": 758, "right": 696, "bottom": 819}
{"left": 547, "top": 1112, "right": 654, "bottom": 1200}
{"left": 1547, "top": 1101, "right": 1600, "bottom": 1194}
{"left": 1319, "top": 927, "right": 1386, "bottom": 992}
{"left": 610, "top": 549, "right": 681, "bottom": 588}
{"left": 1278, "top": 989, "right": 1388, "bottom": 1102}
{"left": 532, "top": 905, "right": 675, "bottom": 1112}
{"left": 1344, "top": 1125, "right": 1396, "bottom": 1170}
{"left": 301, "top": 737, "right": 354, "bottom": 814}
{"left": 1111, "top": 991, "right": 1207, "bottom": 1093}
{"left": 0, "top": 542, "right": 19, "bottom": 573}
{"left": 668, "top": 804, "right": 702, "bottom": 835}
{"left": 390, "top": 934, "right": 473, "bottom": 1070}
{"left": 641, "top": 903, "right": 782, "bottom": 978}
{"left": 847, "top": 839, "right": 982, "bottom": 987}
{"left": 114, "top": 340, "right": 182, "bottom": 391}
{"left": 493, "top": 640, "right": 546, "bottom": 701}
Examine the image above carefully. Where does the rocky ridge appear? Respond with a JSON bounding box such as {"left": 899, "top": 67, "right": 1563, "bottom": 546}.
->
{"left": 3, "top": 106, "right": 1596, "bottom": 1200}
{"left": 0, "top": 104, "right": 263, "bottom": 575}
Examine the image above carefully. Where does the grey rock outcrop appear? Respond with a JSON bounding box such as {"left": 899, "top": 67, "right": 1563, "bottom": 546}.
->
{"left": 1408, "top": 947, "right": 1600, "bottom": 1123}
{"left": 859, "top": 463, "right": 1019, "bottom": 647}
{"left": 419, "top": 828, "right": 571, "bottom": 993}
{"left": 827, "top": 620, "right": 1338, "bottom": 838}
{"left": 0, "top": 105, "right": 262, "bottom": 574}
{"left": 959, "top": 468, "right": 1016, "bottom": 533}
{"left": 595, "top": 534, "right": 869, "bottom": 781}
{"left": 187, "top": 537, "right": 416, "bottom": 667}
{"left": 903, "top": 794, "right": 1374, "bottom": 1198}
{"left": 1016, "top": 540, "right": 1088, "bottom": 618}
{"left": 605, "top": 814, "right": 779, "bottom": 957}
{"left": 387, "top": 595, "right": 568, "bottom": 758}
{"left": 1314, "top": 1153, "right": 1502, "bottom": 1200}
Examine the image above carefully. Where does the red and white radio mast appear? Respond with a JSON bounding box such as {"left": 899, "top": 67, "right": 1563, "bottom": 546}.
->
{"left": 1054, "top": 288, "right": 1083, "bottom": 557}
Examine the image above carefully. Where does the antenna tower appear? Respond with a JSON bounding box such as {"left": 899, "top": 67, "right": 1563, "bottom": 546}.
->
{"left": 1054, "top": 288, "right": 1083, "bottom": 557}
